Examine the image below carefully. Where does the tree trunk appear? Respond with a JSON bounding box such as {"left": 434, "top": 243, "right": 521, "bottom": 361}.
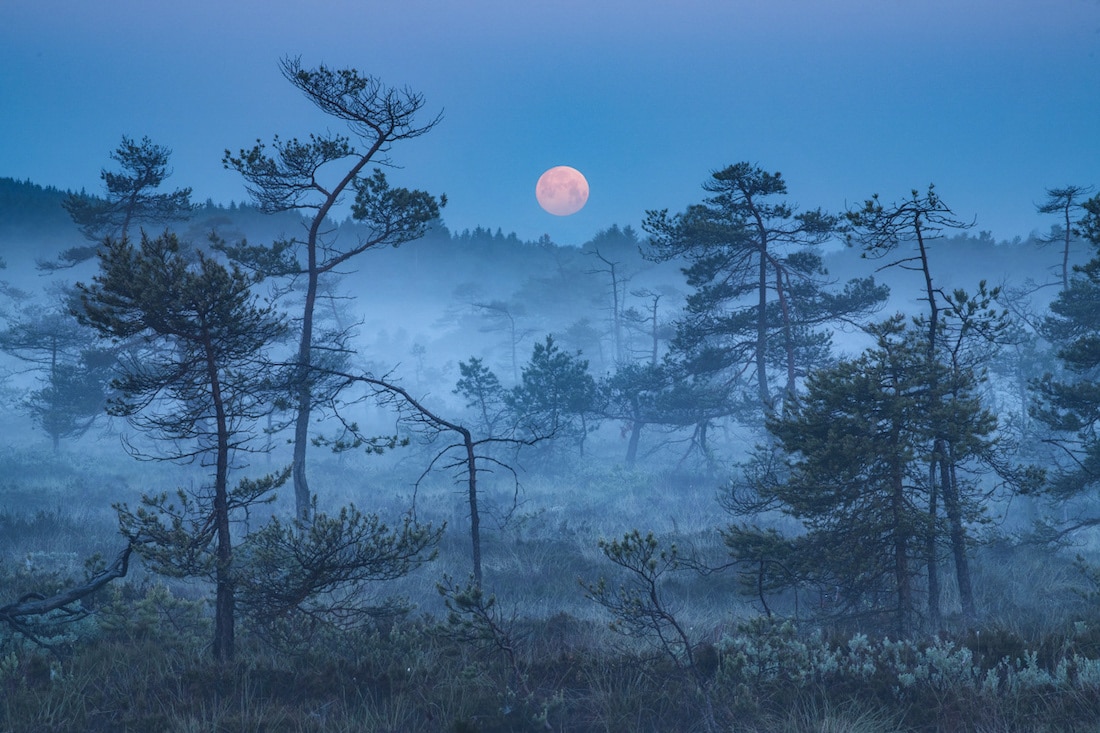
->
{"left": 292, "top": 268, "right": 319, "bottom": 522}
{"left": 891, "top": 447, "right": 912, "bottom": 637}
{"left": 625, "top": 421, "right": 643, "bottom": 467}
{"left": 464, "top": 433, "right": 483, "bottom": 588}
{"left": 756, "top": 249, "right": 772, "bottom": 409}
{"left": 926, "top": 463, "right": 941, "bottom": 630}
{"left": 916, "top": 220, "right": 949, "bottom": 631}
{"left": 775, "top": 265, "right": 797, "bottom": 401}
{"left": 1, "top": 545, "right": 131, "bottom": 621}
{"left": 1062, "top": 202, "right": 1072, "bottom": 291}
{"left": 649, "top": 296, "right": 660, "bottom": 366}
{"left": 943, "top": 449, "right": 976, "bottom": 620}
{"left": 50, "top": 339, "right": 60, "bottom": 454}
{"left": 206, "top": 342, "right": 234, "bottom": 662}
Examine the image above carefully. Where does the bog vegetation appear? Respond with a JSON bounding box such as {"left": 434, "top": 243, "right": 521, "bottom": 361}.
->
{"left": 2, "top": 60, "right": 1100, "bottom": 731}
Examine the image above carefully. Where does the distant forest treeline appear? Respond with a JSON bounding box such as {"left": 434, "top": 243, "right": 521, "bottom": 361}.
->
{"left": 1, "top": 173, "right": 1088, "bottom": 397}
{"left": 1, "top": 175, "right": 637, "bottom": 295}
{"left": 0, "top": 174, "right": 1081, "bottom": 303}
{"left": 1, "top": 175, "right": 547, "bottom": 261}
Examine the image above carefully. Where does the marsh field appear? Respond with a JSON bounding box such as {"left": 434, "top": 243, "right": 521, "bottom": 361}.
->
{"left": 3, "top": 441, "right": 1100, "bottom": 732}
{"left": 3, "top": 172, "right": 1100, "bottom": 732}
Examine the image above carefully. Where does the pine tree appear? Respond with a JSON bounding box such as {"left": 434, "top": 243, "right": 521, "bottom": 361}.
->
{"left": 44, "top": 136, "right": 192, "bottom": 270}
{"left": 847, "top": 184, "right": 991, "bottom": 623}
{"left": 506, "top": 335, "right": 601, "bottom": 456}
{"left": 644, "top": 162, "right": 886, "bottom": 417}
{"left": 1035, "top": 193, "right": 1100, "bottom": 515}
{"left": 0, "top": 303, "right": 113, "bottom": 450}
{"left": 76, "top": 232, "right": 286, "bottom": 660}
{"left": 761, "top": 317, "right": 937, "bottom": 635}
{"left": 1036, "top": 185, "right": 1094, "bottom": 290}
{"left": 223, "top": 58, "right": 443, "bottom": 522}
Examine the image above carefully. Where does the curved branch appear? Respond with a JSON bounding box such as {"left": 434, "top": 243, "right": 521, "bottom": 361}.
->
{"left": 1, "top": 545, "right": 132, "bottom": 624}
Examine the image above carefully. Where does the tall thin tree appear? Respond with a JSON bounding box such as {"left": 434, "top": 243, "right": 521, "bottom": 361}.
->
{"left": 76, "top": 232, "right": 287, "bottom": 660}
{"left": 1037, "top": 185, "right": 1094, "bottom": 290}
{"left": 847, "top": 185, "right": 985, "bottom": 623}
{"left": 224, "top": 57, "right": 443, "bottom": 521}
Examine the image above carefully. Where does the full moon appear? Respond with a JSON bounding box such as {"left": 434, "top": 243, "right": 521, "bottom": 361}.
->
{"left": 535, "top": 166, "right": 589, "bottom": 216}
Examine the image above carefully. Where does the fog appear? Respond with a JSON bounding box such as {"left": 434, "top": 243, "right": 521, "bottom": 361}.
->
{"left": 3, "top": 166, "right": 1100, "bottom": 728}
{"left": 3, "top": 0, "right": 1099, "bottom": 722}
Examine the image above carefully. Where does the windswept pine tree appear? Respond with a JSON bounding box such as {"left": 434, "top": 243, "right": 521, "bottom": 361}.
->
{"left": 223, "top": 57, "right": 443, "bottom": 522}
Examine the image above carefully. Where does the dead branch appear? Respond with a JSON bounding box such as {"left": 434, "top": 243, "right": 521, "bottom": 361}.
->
{"left": 0, "top": 544, "right": 132, "bottom": 623}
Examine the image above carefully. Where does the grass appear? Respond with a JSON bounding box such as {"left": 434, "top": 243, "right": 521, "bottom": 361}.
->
{"left": 5, "top": 442, "right": 1100, "bottom": 731}
{"left": 6, "top": 607, "right": 1100, "bottom": 732}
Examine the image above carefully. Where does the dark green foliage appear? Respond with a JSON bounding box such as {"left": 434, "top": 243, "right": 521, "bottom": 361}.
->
{"left": 454, "top": 356, "right": 508, "bottom": 436}
{"left": 223, "top": 56, "right": 443, "bottom": 522}
{"left": 846, "top": 184, "right": 1029, "bottom": 625}
{"left": 1081, "top": 193, "right": 1100, "bottom": 245}
{"left": 584, "top": 531, "right": 694, "bottom": 656}
{"left": 600, "top": 360, "right": 672, "bottom": 466}
{"left": 720, "top": 524, "right": 800, "bottom": 617}
{"left": 76, "top": 231, "right": 288, "bottom": 660}
{"left": 75, "top": 232, "right": 286, "bottom": 431}
{"left": 351, "top": 167, "right": 443, "bottom": 240}
{"left": 1034, "top": 194, "right": 1100, "bottom": 509}
{"left": 730, "top": 300, "right": 1030, "bottom": 632}
{"left": 45, "top": 136, "right": 192, "bottom": 270}
{"left": 506, "top": 335, "right": 601, "bottom": 454}
{"left": 0, "top": 178, "right": 75, "bottom": 246}
{"left": 237, "top": 505, "right": 441, "bottom": 631}
{"left": 437, "top": 575, "right": 530, "bottom": 699}
{"left": 760, "top": 317, "right": 938, "bottom": 634}
{"left": 113, "top": 471, "right": 285, "bottom": 582}
{"left": 584, "top": 529, "right": 720, "bottom": 731}
{"left": 645, "top": 162, "right": 887, "bottom": 415}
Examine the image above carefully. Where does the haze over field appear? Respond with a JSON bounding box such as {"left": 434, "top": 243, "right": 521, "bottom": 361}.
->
{"left": 5, "top": 3, "right": 1100, "bottom": 730}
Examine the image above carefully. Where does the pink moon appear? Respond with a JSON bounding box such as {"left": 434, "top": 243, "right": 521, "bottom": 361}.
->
{"left": 535, "top": 166, "right": 589, "bottom": 216}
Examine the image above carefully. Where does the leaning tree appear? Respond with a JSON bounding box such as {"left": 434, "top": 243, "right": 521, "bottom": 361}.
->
{"left": 223, "top": 57, "right": 444, "bottom": 521}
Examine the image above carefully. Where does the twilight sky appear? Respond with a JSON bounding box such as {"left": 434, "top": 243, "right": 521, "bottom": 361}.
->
{"left": 2, "top": 0, "right": 1099, "bottom": 246}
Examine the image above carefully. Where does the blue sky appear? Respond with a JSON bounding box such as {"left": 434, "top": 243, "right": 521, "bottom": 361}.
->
{"left": 2, "top": 0, "right": 1098, "bottom": 246}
